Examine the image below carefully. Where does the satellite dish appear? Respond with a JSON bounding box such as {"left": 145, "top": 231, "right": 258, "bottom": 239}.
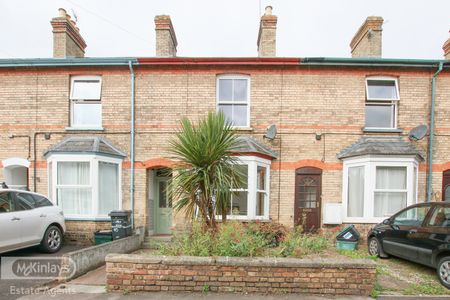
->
{"left": 409, "top": 125, "right": 428, "bottom": 141}
{"left": 264, "top": 125, "right": 277, "bottom": 140}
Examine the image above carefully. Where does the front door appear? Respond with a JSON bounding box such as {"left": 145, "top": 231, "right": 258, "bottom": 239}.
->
{"left": 294, "top": 167, "right": 322, "bottom": 232}
{"left": 443, "top": 170, "right": 450, "bottom": 202}
{"left": 155, "top": 177, "right": 172, "bottom": 234}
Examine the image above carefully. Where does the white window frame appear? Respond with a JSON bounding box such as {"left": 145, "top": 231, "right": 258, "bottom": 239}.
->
{"left": 365, "top": 76, "right": 399, "bottom": 130}
{"left": 47, "top": 154, "right": 122, "bottom": 220}
{"left": 342, "top": 155, "right": 418, "bottom": 224}
{"left": 216, "top": 74, "right": 251, "bottom": 128}
{"left": 69, "top": 75, "right": 103, "bottom": 129}
{"left": 218, "top": 156, "right": 270, "bottom": 220}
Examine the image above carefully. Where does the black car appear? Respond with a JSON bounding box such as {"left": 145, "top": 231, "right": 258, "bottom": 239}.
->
{"left": 367, "top": 202, "right": 450, "bottom": 288}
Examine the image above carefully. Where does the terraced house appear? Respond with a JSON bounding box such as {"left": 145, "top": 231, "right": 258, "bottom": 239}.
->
{"left": 0, "top": 7, "right": 449, "bottom": 244}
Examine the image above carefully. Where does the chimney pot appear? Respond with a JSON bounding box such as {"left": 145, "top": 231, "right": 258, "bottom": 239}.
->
{"left": 257, "top": 5, "right": 277, "bottom": 57}
{"left": 154, "top": 15, "right": 178, "bottom": 57}
{"left": 58, "top": 8, "right": 67, "bottom": 18}
{"left": 350, "top": 16, "right": 383, "bottom": 58}
{"left": 51, "top": 8, "right": 87, "bottom": 58}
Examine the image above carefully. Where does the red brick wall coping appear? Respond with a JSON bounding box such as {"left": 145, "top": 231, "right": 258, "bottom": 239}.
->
{"left": 106, "top": 254, "right": 376, "bottom": 295}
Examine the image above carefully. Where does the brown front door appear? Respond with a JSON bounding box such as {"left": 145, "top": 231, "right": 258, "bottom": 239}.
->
{"left": 294, "top": 167, "right": 322, "bottom": 232}
{"left": 443, "top": 170, "right": 450, "bottom": 202}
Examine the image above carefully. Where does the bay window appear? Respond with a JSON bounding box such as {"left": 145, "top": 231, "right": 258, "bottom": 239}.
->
{"left": 224, "top": 156, "right": 270, "bottom": 220}
{"left": 343, "top": 156, "right": 418, "bottom": 223}
{"left": 374, "top": 167, "right": 407, "bottom": 217}
{"left": 48, "top": 155, "right": 122, "bottom": 219}
{"left": 57, "top": 162, "right": 92, "bottom": 215}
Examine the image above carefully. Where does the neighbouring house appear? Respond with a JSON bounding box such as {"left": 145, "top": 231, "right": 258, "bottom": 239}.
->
{"left": 0, "top": 7, "right": 449, "bottom": 244}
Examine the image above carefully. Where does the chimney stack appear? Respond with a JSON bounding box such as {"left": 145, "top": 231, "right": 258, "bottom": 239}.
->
{"left": 443, "top": 34, "right": 450, "bottom": 59}
{"left": 350, "top": 16, "right": 383, "bottom": 58}
{"left": 257, "top": 6, "right": 277, "bottom": 57}
{"left": 50, "top": 8, "right": 87, "bottom": 58}
{"left": 154, "top": 15, "right": 178, "bottom": 57}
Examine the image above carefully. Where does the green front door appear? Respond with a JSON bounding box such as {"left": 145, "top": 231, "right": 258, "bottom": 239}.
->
{"left": 154, "top": 177, "right": 172, "bottom": 234}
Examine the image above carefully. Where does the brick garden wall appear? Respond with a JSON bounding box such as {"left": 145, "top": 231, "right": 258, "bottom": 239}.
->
{"left": 106, "top": 254, "right": 376, "bottom": 296}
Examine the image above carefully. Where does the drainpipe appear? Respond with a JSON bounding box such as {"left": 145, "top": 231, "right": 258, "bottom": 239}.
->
{"left": 427, "top": 62, "right": 444, "bottom": 202}
{"left": 129, "top": 61, "right": 136, "bottom": 228}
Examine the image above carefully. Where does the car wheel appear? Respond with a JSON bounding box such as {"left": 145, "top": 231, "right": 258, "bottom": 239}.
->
{"left": 437, "top": 257, "right": 450, "bottom": 289}
{"left": 368, "top": 237, "right": 389, "bottom": 258}
{"left": 40, "top": 225, "right": 63, "bottom": 253}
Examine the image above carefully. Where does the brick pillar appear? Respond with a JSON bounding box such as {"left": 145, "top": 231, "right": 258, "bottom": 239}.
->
{"left": 50, "top": 8, "right": 87, "bottom": 58}
{"left": 154, "top": 15, "right": 178, "bottom": 57}
{"left": 443, "top": 35, "right": 450, "bottom": 60}
{"left": 257, "top": 6, "right": 277, "bottom": 57}
{"left": 350, "top": 16, "right": 383, "bottom": 58}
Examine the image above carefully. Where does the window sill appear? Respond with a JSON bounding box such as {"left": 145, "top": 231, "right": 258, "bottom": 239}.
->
{"left": 64, "top": 217, "right": 111, "bottom": 222}
{"left": 343, "top": 217, "right": 387, "bottom": 224}
{"left": 216, "top": 217, "right": 270, "bottom": 222}
{"left": 363, "top": 128, "right": 402, "bottom": 133}
{"left": 65, "top": 127, "right": 104, "bottom": 131}
{"left": 232, "top": 127, "right": 253, "bottom": 132}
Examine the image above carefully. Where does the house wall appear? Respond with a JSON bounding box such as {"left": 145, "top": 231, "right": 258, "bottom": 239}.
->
{"left": 0, "top": 65, "right": 449, "bottom": 242}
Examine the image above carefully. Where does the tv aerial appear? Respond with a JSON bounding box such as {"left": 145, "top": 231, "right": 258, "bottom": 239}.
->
{"left": 264, "top": 124, "right": 277, "bottom": 140}
{"left": 71, "top": 9, "right": 78, "bottom": 23}
{"left": 408, "top": 125, "right": 428, "bottom": 141}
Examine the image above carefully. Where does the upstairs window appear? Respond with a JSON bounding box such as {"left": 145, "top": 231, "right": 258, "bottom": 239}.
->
{"left": 365, "top": 77, "right": 399, "bottom": 129}
{"left": 70, "top": 76, "right": 102, "bottom": 128}
{"left": 217, "top": 75, "right": 250, "bottom": 127}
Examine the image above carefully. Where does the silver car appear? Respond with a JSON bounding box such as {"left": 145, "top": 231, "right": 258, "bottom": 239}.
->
{"left": 0, "top": 188, "right": 66, "bottom": 254}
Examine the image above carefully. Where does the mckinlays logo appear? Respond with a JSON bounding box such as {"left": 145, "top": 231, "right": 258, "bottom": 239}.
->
{"left": 1, "top": 257, "right": 76, "bottom": 280}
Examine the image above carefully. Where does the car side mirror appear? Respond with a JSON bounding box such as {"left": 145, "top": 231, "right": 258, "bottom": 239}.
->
{"left": 382, "top": 218, "right": 391, "bottom": 225}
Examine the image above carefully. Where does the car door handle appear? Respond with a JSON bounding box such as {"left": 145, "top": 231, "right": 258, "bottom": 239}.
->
{"left": 409, "top": 229, "right": 417, "bottom": 234}
{"left": 11, "top": 217, "right": 21, "bottom": 221}
{"left": 40, "top": 214, "right": 47, "bottom": 218}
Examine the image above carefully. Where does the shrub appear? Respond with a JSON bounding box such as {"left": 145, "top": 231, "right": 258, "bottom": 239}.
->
{"left": 159, "top": 221, "right": 269, "bottom": 257}
{"left": 246, "top": 222, "right": 287, "bottom": 247}
{"left": 277, "top": 228, "right": 330, "bottom": 258}
{"left": 159, "top": 222, "right": 214, "bottom": 256}
{"left": 213, "top": 222, "right": 268, "bottom": 257}
{"left": 158, "top": 221, "right": 330, "bottom": 258}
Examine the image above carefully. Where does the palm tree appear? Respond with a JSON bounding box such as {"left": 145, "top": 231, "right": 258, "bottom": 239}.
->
{"left": 168, "top": 112, "right": 244, "bottom": 230}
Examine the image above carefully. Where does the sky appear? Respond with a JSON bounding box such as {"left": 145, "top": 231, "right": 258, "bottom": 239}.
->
{"left": 0, "top": 0, "right": 449, "bottom": 59}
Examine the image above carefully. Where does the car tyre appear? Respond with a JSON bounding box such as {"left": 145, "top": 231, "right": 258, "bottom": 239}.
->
{"left": 437, "top": 257, "right": 450, "bottom": 289}
{"left": 39, "top": 225, "right": 63, "bottom": 253}
{"left": 368, "top": 237, "right": 389, "bottom": 258}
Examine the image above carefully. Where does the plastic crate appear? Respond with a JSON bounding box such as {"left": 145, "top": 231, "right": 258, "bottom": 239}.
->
{"left": 336, "top": 240, "right": 358, "bottom": 250}
{"left": 94, "top": 230, "right": 112, "bottom": 245}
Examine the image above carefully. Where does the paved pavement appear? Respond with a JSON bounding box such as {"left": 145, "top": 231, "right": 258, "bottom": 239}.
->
{"left": 0, "top": 244, "right": 84, "bottom": 300}
{"left": 16, "top": 292, "right": 372, "bottom": 300}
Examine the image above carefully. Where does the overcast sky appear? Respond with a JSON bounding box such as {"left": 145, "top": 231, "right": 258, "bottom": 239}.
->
{"left": 0, "top": 0, "right": 449, "bottom": 59}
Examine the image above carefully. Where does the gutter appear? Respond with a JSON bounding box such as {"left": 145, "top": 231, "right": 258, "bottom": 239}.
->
{"left": 427, "top": 62, "right": 444, "bottom": 202}
{"left": 128, "top": 61, "right": 136, "bottom": 229}
{"left": 300, "top": 57, "right": 448, "bottom": 68}
{"left": 0, "top": 57, "right": 137, "bottom": 68}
